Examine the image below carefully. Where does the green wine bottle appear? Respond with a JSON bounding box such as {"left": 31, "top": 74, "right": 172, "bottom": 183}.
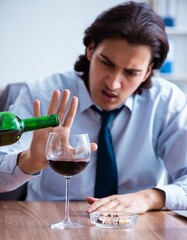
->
{"left": 0, "top": 112, "right": 59, "bottom": 146}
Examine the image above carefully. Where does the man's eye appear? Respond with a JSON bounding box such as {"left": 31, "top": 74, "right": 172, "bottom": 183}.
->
{"left": 101, "top": 60, "right": 114, "bottom": 68}
{"left": 125, "top": 71, "right": 138, "bottom": 77}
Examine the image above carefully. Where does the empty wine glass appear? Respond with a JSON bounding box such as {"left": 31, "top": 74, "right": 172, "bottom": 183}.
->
{"left": 45, "top": 132, "right": 91, "bottom": 229}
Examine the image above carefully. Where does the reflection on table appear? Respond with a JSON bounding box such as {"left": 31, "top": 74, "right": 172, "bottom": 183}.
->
{"left": 0, "top": 201, "right": 187, "bottom": 240}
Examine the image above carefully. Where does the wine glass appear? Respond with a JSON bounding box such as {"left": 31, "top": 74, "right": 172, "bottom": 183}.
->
{"left": 45, "top": 132, "right": 91, "bottom": 229}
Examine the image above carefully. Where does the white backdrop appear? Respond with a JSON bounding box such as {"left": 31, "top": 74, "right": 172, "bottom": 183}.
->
{"left": 0, "top": 0, "right": 186, "bottom": 88}
{"left": 0, "top": 0, "right": 132, "bottom": 88}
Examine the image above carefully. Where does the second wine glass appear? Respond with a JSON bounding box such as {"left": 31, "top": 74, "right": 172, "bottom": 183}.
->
{"left": 45, "top": 132, "right": 91, "bottom": 229}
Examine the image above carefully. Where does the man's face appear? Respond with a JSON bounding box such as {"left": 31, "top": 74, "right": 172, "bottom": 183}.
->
{"left": 86, "top": 38, "right": 153, "bottom": 111}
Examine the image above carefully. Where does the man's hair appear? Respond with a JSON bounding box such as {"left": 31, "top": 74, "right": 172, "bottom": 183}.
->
{"left": 74, "top": 1, "right": 169, "bottom": 93}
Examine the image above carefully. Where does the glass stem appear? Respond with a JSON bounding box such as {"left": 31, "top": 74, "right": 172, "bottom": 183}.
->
{"left": 64, "top": 176, "right": 71, "bottom": 221}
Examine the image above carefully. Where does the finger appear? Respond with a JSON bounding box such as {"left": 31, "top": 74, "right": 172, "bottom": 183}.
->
{"left": 62, "top": 96, "right": 78, "bottom": 128}
{"left": 57, "top": 89, "right": 71, "bottom": 122}
{"left": 86, "top": 196, "right": 98, "bottom": 205}
{"left": 96, "top": 199, "right": 119, "bottom": 212}
{"left": 33, "top": 99, "right": 41, "bottom": 117}
{"left": 74, "top": 141, "right": 97, "bottom": 156}
{"left": 112, "top": 205, "right": 124, "bottom": 212}
{"left": 91, "top": 143, "right": 98, "bottom": 152}
{"left": 86, "top": 197, "right": 111, "bottom": 213}
{"left": 47, "top": 90, "right": 61, "bottom": 115}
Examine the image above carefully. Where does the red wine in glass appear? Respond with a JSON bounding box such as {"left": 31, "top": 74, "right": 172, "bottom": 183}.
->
{"left": 45, "top": 132, "right": 91, "bottom": 229}
{"left": 48, "top": 157, "right": 89, "bottom": 176}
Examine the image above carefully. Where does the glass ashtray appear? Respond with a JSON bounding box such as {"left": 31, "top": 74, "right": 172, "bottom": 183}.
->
{"left": 90, "top": 211, "right": 137, "bottom": 229}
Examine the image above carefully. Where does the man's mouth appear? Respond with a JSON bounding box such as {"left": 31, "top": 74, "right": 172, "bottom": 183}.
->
{"left": 102, "top": 90, "right": 117, "bottom": 101}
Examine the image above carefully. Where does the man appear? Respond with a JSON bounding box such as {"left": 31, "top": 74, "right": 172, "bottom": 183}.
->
{"left": 0, "top": 1, "right": 187, "bottom": 213}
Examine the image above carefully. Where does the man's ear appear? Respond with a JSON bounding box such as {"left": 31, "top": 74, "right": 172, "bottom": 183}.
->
{"left": 86, "top": 43, "right": 95, "bottom": 61}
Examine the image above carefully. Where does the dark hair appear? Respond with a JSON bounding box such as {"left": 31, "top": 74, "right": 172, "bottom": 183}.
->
{"left": 74, "top": 1, "right": 169, "bottom": 93}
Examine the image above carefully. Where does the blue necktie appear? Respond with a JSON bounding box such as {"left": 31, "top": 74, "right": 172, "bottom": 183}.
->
{"left": 92, "top": 105, "right": 123, "bottom": 198}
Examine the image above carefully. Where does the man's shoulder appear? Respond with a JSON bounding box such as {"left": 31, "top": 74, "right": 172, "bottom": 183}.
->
{"left": 146, "top": 76, "right": 187, "bottom": 109}
{"left": 28, "top": 71, "right": 80, "bottom": 94}
{"left": 150, "top": 76, "right": 185, "bottom": 98}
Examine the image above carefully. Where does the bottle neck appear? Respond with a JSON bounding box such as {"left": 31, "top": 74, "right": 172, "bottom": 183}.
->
{"left": 22, "top": 114, "right": 59, "bottom": 132}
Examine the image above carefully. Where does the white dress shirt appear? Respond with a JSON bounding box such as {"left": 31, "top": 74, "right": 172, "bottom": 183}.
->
{"left": 0, "top": 71, "right": 187, "bottom": 210}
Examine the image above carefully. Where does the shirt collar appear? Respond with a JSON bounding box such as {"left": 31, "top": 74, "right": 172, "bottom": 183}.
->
{"left": 78, "top": 80, "right": 93, "bottom": 112}
{"left": 124, "top": 94, "right": 133, "bottom": 112}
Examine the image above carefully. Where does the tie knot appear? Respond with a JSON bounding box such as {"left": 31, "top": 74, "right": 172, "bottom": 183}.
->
{"left": 91, "top": 105, "right": 123, "bottom": 127}
{"left": 102, "top": 111, "right": 117, "bottom": 126}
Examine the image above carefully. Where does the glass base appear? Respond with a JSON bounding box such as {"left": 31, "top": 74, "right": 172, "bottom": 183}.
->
{"left": 51, "top": 220, "right": 83, "bottom": 229}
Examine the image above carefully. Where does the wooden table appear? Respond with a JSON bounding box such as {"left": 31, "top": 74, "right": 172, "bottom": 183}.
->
{"left": 0, "top": 201, "right": 187, "bottom": 240}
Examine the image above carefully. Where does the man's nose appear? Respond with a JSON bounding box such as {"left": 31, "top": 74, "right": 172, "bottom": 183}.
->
{"left": 105, "top": 72, "right": 122, "bottom": 90}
